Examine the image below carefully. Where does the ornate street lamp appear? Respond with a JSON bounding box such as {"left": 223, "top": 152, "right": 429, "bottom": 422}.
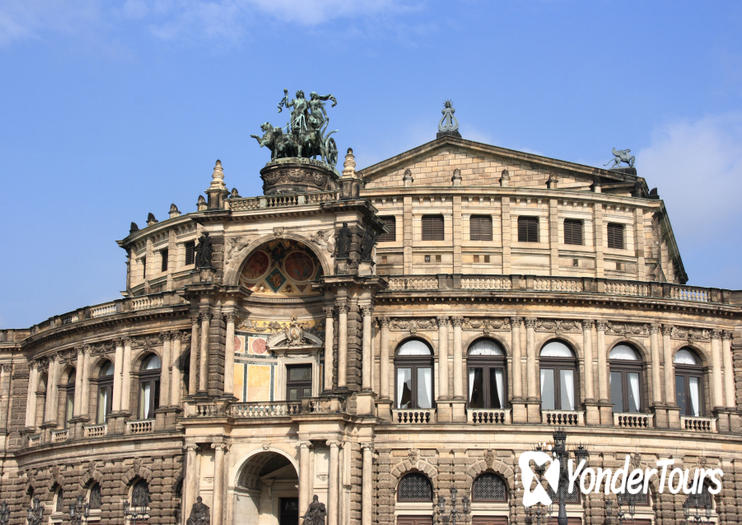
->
{"left": 0, "top": 501, "right": 10, "bottom": 525}
{"left": 69, "top": 495, "right": 89, "bottom": 525}
{"left": 26, "top": 496, "right": 44, "bottom": 525}
{"left": 605, "top": 493, "right": 638, "bottom": 525}
{"left": 437, "top": 487, "right": 470, "bottom": 525}
{"left": 123, "top": 500, "right": 146, "bottom": 525}
{"left": 683, "top": 492, "right": 712, "bottom": 524}
{"left": 525, "top": 503, "right": 553, "bottom": 525}
{"left": 551, "top": 430, "right": 588, "bottom": 525}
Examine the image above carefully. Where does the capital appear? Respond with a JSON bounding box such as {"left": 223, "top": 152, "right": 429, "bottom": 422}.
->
{"left": 223, "top": 311, "right": 237, "bottom": 323}
{"left": 711, "top": 329, "right": 722, "bottom": 340}
{"left": 661, "top": 324, "right": 672, "bottom": 336}
{"left": 335, "top": 300, "right": 348, "bottom": 313}
{"left": 377, "top": 316, "right": 390, "bottom": 328}
{"left": 361, "top": 305, "right": 373, "bottom": 317}
{"left": 596, "top": 321, "right": 608, "bottom": 332}
{"left": 451, "top": 316, "right": 463, "bottom": 328}
{"left": 581, "top": 320, "right": 593, "bottom": 330}
{"left": 361, "top": 442, "right": 375, "bottom": 452}
{"left": 524, "top": 318, "right": 536, "bottom": 329}
{"left": 184, "top": 444, "right": 199, "bottom": 453}
{"left": 159, "top": 332, "right": 172, "bottom": 343}
{"left": 649, "top": 323, "right": 660, "bottom": 335}
{"left": 323, "top": 305, "right": 335, "bottom": 317}
{"left": 437, "top": 316, "right": 449, "bottom": 327}
{"left": 327, "top": 439, "right": 341, "bottom": 449}
{"left": 722, "top": 330, "right": 733, "bottom": 341}
{"left": 211, "top": 442, "right": 230, "bottom": 453}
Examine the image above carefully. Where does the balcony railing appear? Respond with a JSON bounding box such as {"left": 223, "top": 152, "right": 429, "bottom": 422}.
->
{"left": 50, "top": 429, "right": 69, "bottom": 442}
{"left": 229, "top": 190, "right": 339, "bottom": 211}
{"left": 227, "top": 401, "right": 301, "bottom": 418}
{"left": 380, "top": 274, "right": 730, "bottom": 305}
{"left": 681, "top": 416, "right": 716, "bottom": 433}
{"left": 468, "top": 408, "right": 510, "bottom": 424}
{"left": 27, "top": 434, "right": 41, "bottom": 447}
{"left": 614, "top": 412, "right": 653, "bottom": 429}
{"left": 391, "top": 408, "right": 435, "bottom": 424}
{"left": 83, "top": 424, "right": 108, "bottom": 438}
{"left": 126, "top": 419, "right": 154, "bottom": 434}
{"left": 542, "top": 409, "right": 583, "bottom": 426}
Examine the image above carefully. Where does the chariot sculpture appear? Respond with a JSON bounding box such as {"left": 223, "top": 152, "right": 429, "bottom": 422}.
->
{"left": 251, "top": 89, "right": 339, "bottom": 168}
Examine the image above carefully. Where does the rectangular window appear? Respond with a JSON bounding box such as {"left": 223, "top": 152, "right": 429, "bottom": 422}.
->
{"left": 286, "top": 364, "right": 312, "bottom": 401}
{"left": 141, "top": 257, "right": 147, "bottom": 279}
{"left": 421, "top": 215, "right": 444, "bottom": 241}
{"left": 607, "top": 222, "right": 625, "bottom": 249}
{"left": 470, "top": 215, "right": 493, "bottom": 241}
{"left": 160, "top": 248, "right": 168, "bottom": 272}
{"left": 517, "top": 216, "right": 539, "bottom": 242}
{"left": 184, "top": 241, "right": 195, "bottom": 265}
{"left": 378, "top": 216, "right": 396, "bottom": 242}
{"left": 564, "top": 218, "right": 584, "bottom": 245}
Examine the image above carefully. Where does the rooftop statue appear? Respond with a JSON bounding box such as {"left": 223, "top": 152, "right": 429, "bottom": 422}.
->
{"left": 252, "top": 89, "right": 339, "bottom": 168}
{"left": 606, "top": 147, "right": 635, "bottom": 168}
{"left": 438, "top": 100, "right": 459, "bottom": 133}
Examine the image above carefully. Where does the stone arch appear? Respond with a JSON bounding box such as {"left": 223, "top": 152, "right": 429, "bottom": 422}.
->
{"left": 132, "top": 349, "right": 162, "bottom": 371}
{"left": 389, "top": 459, "right": 438, "bottom": 493}
{"left": 465, "top": 458, "right": 515, "bottom": 490}
{"left": 464, "top": 335, "right": 510, "bottom": 356}
{"left": 393, "top": 335, "right": 435, "bottom": 356}
{"left": 607, "top": 338, "right": 650, "bottom": 363}
{"left": 536, "top": 334, "right": 582, "bottom": 359}
{"left": 231, "top": 446, "right": 299, "bottom": 488}
{"left": 672, "top": 343, "right": 710, "bottom": 367}
{"left": 123, "top": 465, "right": 153, "bottom": 487}
{"left": 224, "top": 233, "right": 332, "bottom": 287}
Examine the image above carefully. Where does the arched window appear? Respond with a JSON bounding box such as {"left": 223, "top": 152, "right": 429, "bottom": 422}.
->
{"left": 395, "top": 340, "right": 434, "bottom": 409}
{"left": 539, "top": 341, "right": 577, "bottom": 411}
{"left": 36, "top": 373, "right": 48, "bottom": 427}
{"left": 472, "top": 472, "right": 507, "bottom": 502}
{"left": 467, "top": 339, "right": 506, "bottom": 409}
{"left": 87, "top": 481, "right": 102, "bottom": 510}
{"left": 138, "top": 354, "right": 161, "bottom": 420}
{"left": 609, "top": 344, "right": 643, "bottom": 413}
{"left": 397, "top": 472, "right": 433, "bottom": 502}
{"left": 674, "top": 348, "right": 704, "bottom": 417}
{"left": 63, "top": 369, "right": 76, "bottom": 428}
{"left": 96, "top": 361, "right": 114, "bottom": 424}
{"left": 54, "top": 485, "right": 64, "bottom": 513}
{"left": 128, "top": 478, "right": 151, "bottom": 518}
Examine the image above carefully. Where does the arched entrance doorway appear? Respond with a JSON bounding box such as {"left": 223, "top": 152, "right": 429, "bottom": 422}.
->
{"left": 234, "top": 452, "right": 299, "bottom": 525}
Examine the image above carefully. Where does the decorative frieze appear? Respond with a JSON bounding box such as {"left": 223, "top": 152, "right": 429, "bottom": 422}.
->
{"left": 604, "top": 321, "right": 650, "bottom": 337}
{"left": 670, "top": 326, "right": 711, "bottom": 342}
{"left": 461, "top": 317, "right": 511, "bottom": 334}
{"left": 534, "top": 319, "right": 581, "bottom": 334}
{"left": 388, "top": 317, "right": 436, "bottom": 333}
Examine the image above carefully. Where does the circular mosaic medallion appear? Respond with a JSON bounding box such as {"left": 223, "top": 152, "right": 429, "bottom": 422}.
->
{"left": 251, "top": 338, "right": 267, "bottom": 355}
{"left": 284, "top": 251, "right": 315, "bottom": 282}
{"left": 243, "top": 250, "right": 270, "bottom": 280}
{"left": 234, "top": 335, "right": 243, "bottom": 353}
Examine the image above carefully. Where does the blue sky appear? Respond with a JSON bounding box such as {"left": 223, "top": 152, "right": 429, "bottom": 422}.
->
{"left": 1, "top": 1, "right": 741, "bottom": 328}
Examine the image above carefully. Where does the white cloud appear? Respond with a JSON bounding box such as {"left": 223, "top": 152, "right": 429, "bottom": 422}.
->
{"left": 638, "top": 113, "right": 742, "bottom": 285}
{"left": 0, "top": 0, "right": 102, "bottom": 46}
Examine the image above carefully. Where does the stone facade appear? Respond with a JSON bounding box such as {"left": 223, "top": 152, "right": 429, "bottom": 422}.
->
{"left": 0, "top": 132, "right": 740, "bottom": 525}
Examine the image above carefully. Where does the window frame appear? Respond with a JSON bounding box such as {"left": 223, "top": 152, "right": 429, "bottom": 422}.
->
{"left": 421, "top": 215, "right": 445, "bottom": 241}
{"left": 517, "top": 216, "right": 539, "bottom": 243}
{"left": 397, "top": 472, "right": 433, "bottom": 502}
{"left": 563, "top": 218, "right": 584, "bottom": 246}
{"left": 395, "top": 339, "right": 434, "bottom": 410}
{"left": 539, "top": 342, "right": 578, "bottom": 411}
{"left": 469, "top": 215, "right": 493, "bottom": 241}
{"left": 607, "top": 222, "right": 625, "bottom": 250}
{"left": 378, "top": 216, "right": 397, "bottom": 242}
{"left": 184, "top": 241, "right": 196, "bottom": 266}
{"left": 160, "top": 248, "right": 169, "bottom": 272}
{"left": 467, "top": 339, "right": 507, "bottom": 410}
{"left": 286, "top": 364, "right": 313, "bottom": 401}
{"left": 675, "top": 365, "right": 705, "bottom": 417}
{"left": 63, "top": 370, "right": 75, "bottom": 428}
{"left": 137, "top": 355, "right": 161, "bottom": 420}
{"left": 95, "top": 361, "right": 114, "bottom": 424}
{"left": 471, "top": 472, "right": 508, "bottom": 503}
{"left": 609, "top": 361, "right": 644, "bottom": 413}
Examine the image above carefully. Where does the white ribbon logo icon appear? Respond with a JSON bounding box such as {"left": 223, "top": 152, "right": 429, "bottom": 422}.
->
{"left": 519, "top": 451, "right": 561, "bottom": 507}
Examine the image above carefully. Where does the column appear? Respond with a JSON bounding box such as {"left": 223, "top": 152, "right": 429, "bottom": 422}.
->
{"left": 511, "top": 317, "right": 522, "bottom": 399}
{"left": 25, "top": 363, "right": 38, "bottom": 428}
{"left": 662, "top": 325, "right": 675, "bottom": 404}
{"left": 361, "top": 443, "right": 374, "bottom": 525}
{"left": 212, "top": 442, "right": 228, "bottom": 525}
{"left": 120, "top": 338, "right": 132, "bottom": 413}
{"left": 170, "top": 333, "right": 182, "bottom": 406}
{"left": 452, "top": 317, "right": 464, "bottom": 399}
{"left": 189, "top": 316, "right": 199, "bottom": 395}
{"left": 327, "top": 440, "right": 340, "bottom": 525}
{"left": 0, "top": 365, "right": 9, "bottom": 432}
{"left": 650, "top": 324, "right": 663, "bottom": 404}
{"left": 224, "top": 312, "right": 236, "bottom": 396}
{"left": 160, "top": 333, "right": 171, "bottom": 407}
{"left": 582, "top": 321, "right": 594, "bottom": 401}
{"left": 711, "top": 330, "right": 724, "bottom": 409}
{"left": 112, "top": 339, "right": 124, "bottom": 411}
{"left": 299, "top": 441, "right": 311, "bottom": 517}
{"left": 596, "top": 322, "right": 608, "bottom": 401}
{"left": 379, "top": 318, "right": 390, "bottom": 399}
{"left": 199, "top": 313, "right": 211, "bottom": 392}
{"left": 723, "top": 331, "right": 735, "bottom": 408}
{"left": 79, "top": 347, "right": 90, "bottom": 417}
{"left": 337, "top": 302, "right": 348, "bottom": 388}
{"left": 437, "top": 316, "right": 449, "bottom": 399}
{"left": 73, "top": 347, "right": 85, "bottom": 417}
{"left": 44, "top": 356, "right": 59, "bottom": 425}
{"left": 361, "top": 305, "right": 373, "bottom": 391}
{"left": 183, "top": 444, "right": 200, "bottom": 519}
{"left": 525, "top": 318, "right": 537, "bottom": 399}
{"left": 324, "top": 306, "right": 335, "bottom": 391}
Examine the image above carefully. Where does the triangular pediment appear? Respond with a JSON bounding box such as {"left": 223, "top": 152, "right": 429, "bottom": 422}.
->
{"left": 360, "top": 135, "right": 640, "bottom": 192}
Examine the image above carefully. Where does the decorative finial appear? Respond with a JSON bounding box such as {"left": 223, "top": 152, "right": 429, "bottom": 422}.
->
{"left": 342, "top": 147, "right": 356, "bottom": 178}
{"left": 129, "top": 222, "right": 139, "bottom": 234}
{"left": 230, "top": 188, "right": 240, "bottom": 199}
{"left": 605, "top": 148, "right": 635, "bottom": 169}
{"left": 197, "top": 195, "right": 207, "bottom": 211}
{"left": 146, "top": 213, "right": 158, "bottom": 226}
{"left": 437, "top": 99, "right": 460, "bottom": 138}
{"left": 209, "top": 159, "right": 226, "bottom": 190}
{"left": 169, "top": 203, "right": 180, "bottom": 218}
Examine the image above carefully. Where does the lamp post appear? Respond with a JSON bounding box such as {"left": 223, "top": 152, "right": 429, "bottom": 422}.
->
{"left": 551, "top": 430, "right": 589, "bottom": 525}
{"left": 524, "top": 503, "right": 553, "bottom": 525}
{"left": 605, "top": 493, "right": 637, "bottom": 525}
{"left": 26, "top": 496, "right": 44, "bottom": 525}
{"left": 123, "top": 500, "right": 146, "bottom": 525}
{"left": 683, "top": 492, "right": 712, "bottom": 524}
{"left": 69, "top": 495, "right": 89, "bottom": 525}
{"left": 437, "top": 487, "right": 470, "bottom": 525}
{"left": 0, "top": 501, "right": 10, "bottom": 525}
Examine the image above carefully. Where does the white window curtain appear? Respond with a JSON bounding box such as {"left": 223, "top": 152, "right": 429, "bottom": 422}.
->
{"left": 141, "top": 383, "right": 151, "bottom": 419}
{"left": 560, "top": 369, "right": 575, "bottom": 410}
{"left": 397, "top": 368, "right": 411, "bottom": 408}
{"left": 98, "top": 390, "right": 108, "bottom": 423}
{"left": 468, "top": 369, "right": 475, "bottom": 402}
{"left": 494, "top": 369, "right": 504, "bottom": 408}
{"left": 540, "top": 369, "right": 554, "bottom": 410}
{"left": 628, "top": 373, "right": 640, "bottom": 412}
{"left": 418, "top": 368, "right": 432, "bottom": 409}
{"left": 689, "top": 377, "right": 700, "bottom": 416}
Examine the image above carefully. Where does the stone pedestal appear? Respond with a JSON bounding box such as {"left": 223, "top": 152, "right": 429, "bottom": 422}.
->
{"left": 666, "top": 406, "right": 681, "bottom": 429}
{"left": 511, "top": 399, "right": 528, "bottom": 424}
{"left": 260, "top": 158, "right": 339, "bottom": 195}
{"left": 449, "top": 400, "right": 467, "bottom": 423}
{"left": 598, "top": 402, "right": 613, "bottom": 425}
{"left": 584, "top": 400, "right": 601, "bottom": 426}
{"left": 355, "top": 392, "right": 375, "bottom": 416}
{"left": 651, "top": 404, "right": 668, "bottom": 428}
{"left": 376, "top": 399, "right": 392, "bottom": 421}
{"left": 714, "top": 408, "right": 731, "bottom": 433}
{"left": 526, "top": 399, "right": 541, "bottom": 423}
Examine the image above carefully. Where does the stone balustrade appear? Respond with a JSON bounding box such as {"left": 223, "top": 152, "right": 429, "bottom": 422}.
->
{"left": 614, "top": 412, "right": 653, "bottom": 429}
{"left": 542, "top": 409, "right": 583, "bottom": 426}
{"left": 83, "top": 424, "right": 108, "bottom": 438}
{"left": 229, "top": 190, "right": 339, "bottom": 211}
{"left": 391, "top": 409, "right": 435, "bottom": 424}
{"left": 681, "top": 416, "right": 717, "bottom": 433}
{"left": 468, "top": 408, "right": 510, "bottom": 424}
{"left": 50, "top": 429, "right": 69, "bottom": 442}
{"left": 126, "top": 419, "right": 154, "bottom": 434}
